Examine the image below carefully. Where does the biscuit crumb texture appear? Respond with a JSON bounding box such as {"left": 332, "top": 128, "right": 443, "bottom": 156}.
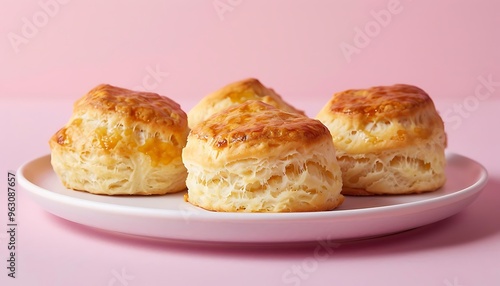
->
{"left": 49, "top": 84, "right": 189, "bottom": 195}
{"left": 316, "top": 84, "right": 447, "bottom": 195}
{"left": 183, "top": 101, "right": 344, "bottom": 212}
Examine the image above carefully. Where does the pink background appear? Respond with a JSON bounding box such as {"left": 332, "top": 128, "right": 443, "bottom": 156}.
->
{"left": 1, "top": 1, "right": 500, "bottom": 285}
{"left": 2, "top": 0, "right": 500, "bottom": 108}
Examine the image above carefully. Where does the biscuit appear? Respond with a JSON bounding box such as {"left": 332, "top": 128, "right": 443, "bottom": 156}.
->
{"left": 183, "top": 100, "right": 344, "bottom": 212}
{"left": 49, "top": 84, "right": 189, "bottom": 195}
{"left": 316, "top": 84, "right": 446, "bottom": 195}
{"left": 188, "top": 78, "right": 304, "bottom": 128}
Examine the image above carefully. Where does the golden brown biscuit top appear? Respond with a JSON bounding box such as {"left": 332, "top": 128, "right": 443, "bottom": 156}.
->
{"left": 202, "top": 78, "right": 305, "bottom": 115}
{"left": 51, "top": 84, "right": 188, "bottom": 167}
{"left": 190, "top": 100, "right": 328, "bottom": 149}
{"left": 74, "top": 84, "right": 186, "bottom": 126}
{"left": 327, "top": 84, "right": 432, "bottom": 116}
{"left": 316, "top": 84, "right": 445, "bottom": 153}
{"left": 217, "top": 78, "right": 277, "bottom": 103}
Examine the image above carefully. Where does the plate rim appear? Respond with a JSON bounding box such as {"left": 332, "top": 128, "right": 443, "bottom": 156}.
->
{"left": 18, "top": 152, "right": 489, "bottom": 223}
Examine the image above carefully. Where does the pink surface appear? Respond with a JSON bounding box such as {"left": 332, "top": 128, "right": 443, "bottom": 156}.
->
{"left": 1, "top": 1, "right": 500, "bottom": 285}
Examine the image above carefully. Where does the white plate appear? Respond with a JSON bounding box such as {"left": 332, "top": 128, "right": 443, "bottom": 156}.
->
{"left": 18, "top": 152, "right": 488, "bottom": 243}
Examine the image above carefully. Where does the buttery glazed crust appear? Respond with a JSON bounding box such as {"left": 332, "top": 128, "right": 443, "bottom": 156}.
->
{"left": 49, "top": 84, "right": 189, "bottom": 195}
{"left": 316, "top": 84, "right": 447, "bottom": 195}
{"left": 183, "top": 100, "right": 344, "bottom": 212}
{"left": 187, "top": 78, "right": 305, "bottom": 128}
